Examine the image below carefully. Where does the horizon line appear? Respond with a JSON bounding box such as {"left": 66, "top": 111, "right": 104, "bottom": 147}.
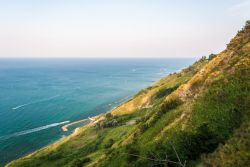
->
{"left": 0, "top": 56, "right": 201, "bottom": 59}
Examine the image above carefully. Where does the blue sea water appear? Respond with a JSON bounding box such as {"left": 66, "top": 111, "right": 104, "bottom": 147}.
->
{"left": 0, "top": 58, "right": 195, "bottom": 166}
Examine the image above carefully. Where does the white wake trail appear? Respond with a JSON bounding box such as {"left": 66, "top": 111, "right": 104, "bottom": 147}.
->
{"left": 0, "top": 121, "right": 70, "bottom": 141}
{"left": 12, "top": 103, "right": 31, "bottom": 110}
{"left": 12, "top": 95, "right": 60, "bottom": 110}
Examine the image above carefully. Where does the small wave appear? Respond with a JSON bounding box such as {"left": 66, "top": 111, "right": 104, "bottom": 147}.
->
{"left": 12, "top": 95, "right": 60, "bottom": 110}
{"left": 0, "top": 121, "right": 70, "bottom": 141}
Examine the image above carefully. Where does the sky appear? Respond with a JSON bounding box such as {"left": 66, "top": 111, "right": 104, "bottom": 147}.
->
{"left": 0, "top": 0, "right": 249, "bottom": 58}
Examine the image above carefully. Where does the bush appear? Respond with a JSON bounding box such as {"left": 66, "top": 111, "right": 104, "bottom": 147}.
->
{"left": 103, "top": 119, "right": 119, "bottom": 128}
{"left": 105, "top": 113, "right": 113, "bottom": 119}
{"left": 42, "top": 151, "right": 62, "bottom": 161}
{"left": 104, "top": 139, "right": 114, "bottom": 149}
{"left": 126, "top": 146, "right": 139, "bottom": 162}
{"left": 178, "top": 123, "right": 220, "bottom": 161}
{"left": 202, "top": 122, "right": 250, "bottom": 166}
{"left": 208, "top": 53, "right": 217, "bottom": 60}
{"left": 71, "top": 158, "right": 91, "bottom": 167}
{"left": 96, "top": 118, "right": 119, "bottom": 129}
{"left": 200, "top": 56, "right": 207, "bottom": 61}
{"left": 153, "top": 85, "right": 179, "bottom": 99}
{"left": 138, "top": 124, "right": 148, "bottom": 133}
{"left": 161, "top": 97, "right": 182, "bottom": 111}
{"left": 245, "top": 20, "right": 250, "bottom": 27}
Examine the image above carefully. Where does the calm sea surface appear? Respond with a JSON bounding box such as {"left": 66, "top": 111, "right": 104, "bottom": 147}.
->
{"left": 0, "top": 58, "right": 195, "bottom": 166}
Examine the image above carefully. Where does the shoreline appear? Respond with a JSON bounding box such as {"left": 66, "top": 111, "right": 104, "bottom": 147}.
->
{"left": 5, "top": 75, "right": 162, "bottom": 166}
{"left": 61, "top": 118, "right": 90, "bottom": 131}
{"left": 6, "top": 115, "right": 104, "bottom": 167}
{"left": 61, "top": 96, "right": 132, "bottom": 132}
{"left": 7, "top": 105, "right": 118, "bottom": 165}
{"left": 62, "top": 115, "right": 103, "bottom": 134}
{"left": 6, "top": 77, "right": 158, "bottom": 166}
{"left": 3, "top": 59, "right": 197, "bottom": 167}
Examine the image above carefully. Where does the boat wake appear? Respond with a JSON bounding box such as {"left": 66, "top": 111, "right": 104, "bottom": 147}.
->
{"left": 0, "top": 120, "right": 70, "bottom": 141}
{"left": 12, "top": 95, "right": 60, "bottom": 110}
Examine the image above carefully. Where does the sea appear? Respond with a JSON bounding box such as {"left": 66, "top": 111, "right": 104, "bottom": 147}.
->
{"left": 0, "top": 58, "right": 195, "bottom": 166}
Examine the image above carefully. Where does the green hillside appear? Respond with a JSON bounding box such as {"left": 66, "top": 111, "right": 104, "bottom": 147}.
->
{"left": 7, "top": 21, "right": 250, "bottom": 167}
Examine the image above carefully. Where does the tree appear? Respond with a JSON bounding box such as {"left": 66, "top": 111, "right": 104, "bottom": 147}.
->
{"left": 105, "top": 113, "right": 113, "bottom": 119}
{"left": 208, "top": 53, "right": 216, "bottom": 60}
{"left": 246, "top": 20, "right": 250, "bottom": 27}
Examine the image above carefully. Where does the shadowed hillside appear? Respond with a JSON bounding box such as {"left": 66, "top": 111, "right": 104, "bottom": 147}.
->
{"left": 7, "top": 21, "right": 250, "bottom": 167}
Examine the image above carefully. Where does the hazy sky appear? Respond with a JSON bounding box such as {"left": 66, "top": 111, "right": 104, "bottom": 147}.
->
{"left": 0, "top": 0, "right": 249, "bottom": 58}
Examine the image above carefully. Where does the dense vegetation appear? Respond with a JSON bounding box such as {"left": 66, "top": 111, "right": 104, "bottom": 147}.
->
{"left": 7, "top": 21, "right": 250, "bottom": 167}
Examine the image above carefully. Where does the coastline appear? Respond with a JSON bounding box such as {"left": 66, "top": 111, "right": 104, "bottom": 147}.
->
{"left": 4, "top": 61, "right": 186, "bottom": 166}
{"left": 61, "top": 115, "right": 103, "bottom": 132}
{"left": 6, "top": 114, "right": 105, "bottom": 167}
{"left": 61, "top": 118, "right": 89, "bottom": 131}
{"left": 1, "top": 58, "right": 199, "bottom": 167}
{"left": 6, "top": 96, "right": 129, "bottom": 166}
{"left": 6, "top": 87, "right": 148, "bottom": 166}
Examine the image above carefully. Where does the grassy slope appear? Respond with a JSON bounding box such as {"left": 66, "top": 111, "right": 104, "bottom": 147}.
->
{"left": 6, "top": 58, "right": 207, "bottom": 167}
{"left": 7, "top": 22, "right": 250, "bottom": 167}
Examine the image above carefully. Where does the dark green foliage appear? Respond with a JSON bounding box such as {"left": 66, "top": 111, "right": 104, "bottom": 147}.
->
{"left": 104, "top": 139, "right": 114, "bottom": 149}
{"left": 137, "top": 97, "right": 182, "bottom": 136}
{"left": 138, "top": 124, "right": 222, "bottom": 166}
{"left": 161, "top": 97, "right": 182, "bottom": 112}
{"left": 138, "top": 124, "right": 148, "bottom": 133}
{"left": 202, "top": 122, "right": 250, "bottom": 167}
{"left": 41, "top": 151, "right": 62, "bottom": 161}
{"left": 208, "top": 53, "right": 216, "bottom": 60}
{"left": 71, "top": 158, "right": 91, "bottom": 167}
{"left": 102, "top": 119, "right": 119, "bottom": 128}
{"left": 105, "top": 113, "right": 113, "bottom": 119}
{"left": 246, "top": 20, "right": 250, "bottom": 26}
{"left": 200, "top": 56, "right": 207, "bottom": 61}
{"left": 179, "top": 124, "right": 220, "bottom": 160}
{"left": 125, "top": 146, "right": 139, "bottom": 162}
{"left": 96, "top": 119, "right": 119, "bottom": 129}
{"left": 153, "top": 85, "right": 179, "bottom": 99}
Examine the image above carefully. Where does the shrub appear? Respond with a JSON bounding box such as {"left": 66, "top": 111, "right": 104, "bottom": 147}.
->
{"left": 202, "top": 123, "right": 250, "bottom": 166}
{"left": 153, "top": 85, "right": 179, "bottom": 99}
{"left": 71, "top": 158, "right": 91, "bottom": 167}
{"left": 200, "top": 56, "right": 207, "bottom": 61}
{"left": 161, "top": 97, "right": 182, "bottom": 111}
{"left": 208, "top": 53, "right": 217, "bottom": 60}
{"left": 103, "top": 119, "right": 119, "bottom": 128}
{"left": 104, "top": 139, "right": 114, "bottom": 149}
{"left": 96, "top": 118, "right": 119, "bottom": 129}
{"left": 126, "top": 146, "right": 139, "bottom": 162}
{"left": 138, "top": 124, "right": 148, "bottom": 133}
{"left": 178, "top": 123, "right": 220, "bottom": 161}
{"left": 105, "top": 113, "right": 113, "bottom": 119}
{"left": 245, "top": 20, "right": 250, "bottom": 27}
{"left": 42, "top": 151, "right": 62, "bottom": 161}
